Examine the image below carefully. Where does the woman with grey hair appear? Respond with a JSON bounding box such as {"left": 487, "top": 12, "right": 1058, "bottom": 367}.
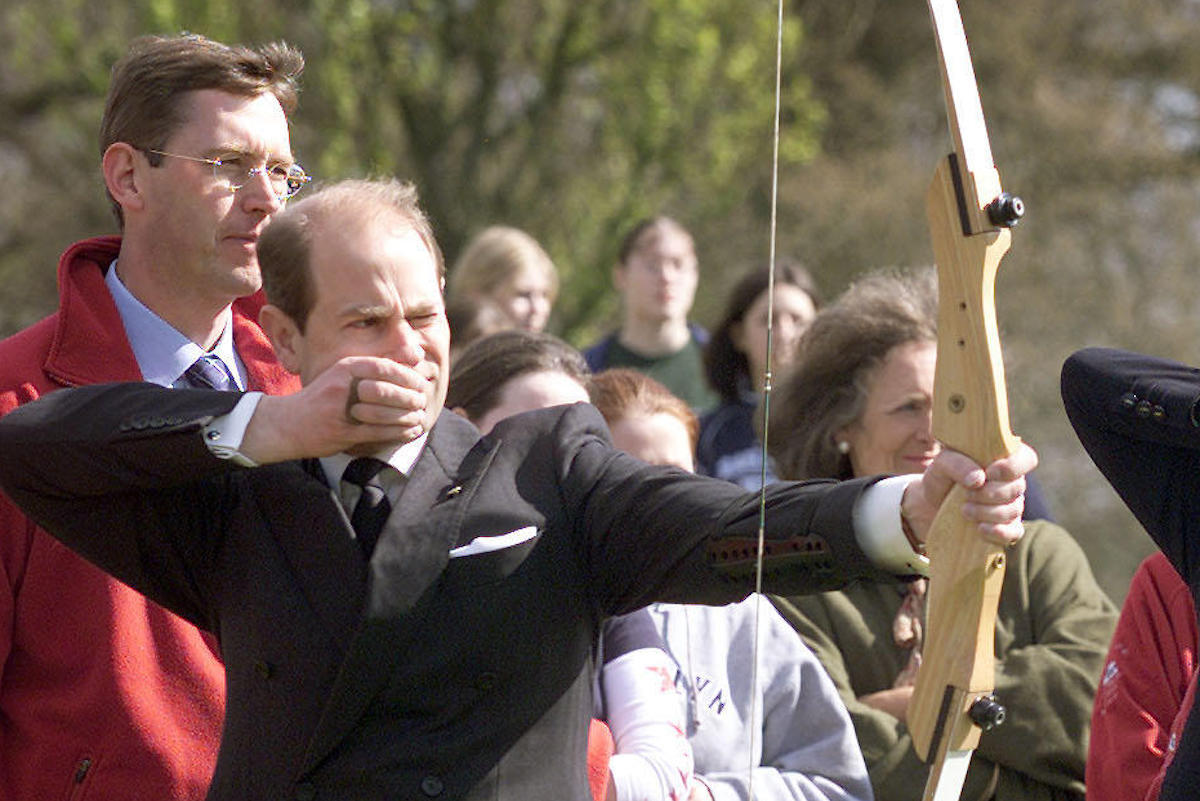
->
{"left": 768, "top": 269, "right": 1115, "bottom": 801}
{"left": 765, "top": 270, "right": 935, "bottom": 484}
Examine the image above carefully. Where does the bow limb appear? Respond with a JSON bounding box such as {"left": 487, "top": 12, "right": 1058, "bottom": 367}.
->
{"left": 905, "top": 2, "right": 1024, "bottom": 800}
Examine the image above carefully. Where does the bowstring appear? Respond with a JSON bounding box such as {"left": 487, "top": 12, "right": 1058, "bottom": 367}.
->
{"left": 748, "top": 0, "right": 786, "bottom": 796}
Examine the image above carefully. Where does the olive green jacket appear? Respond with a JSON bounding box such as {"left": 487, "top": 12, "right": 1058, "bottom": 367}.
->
{"left": 773, "top": 521, "right": 1117, "bottom": 801}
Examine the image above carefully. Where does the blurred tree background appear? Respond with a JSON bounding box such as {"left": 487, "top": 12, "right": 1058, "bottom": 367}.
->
{"left": 4, "top": 0, "right": 1200, "bottom": 602}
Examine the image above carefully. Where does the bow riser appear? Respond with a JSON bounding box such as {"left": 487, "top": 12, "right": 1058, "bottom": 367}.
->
{"left": 908, "top": 157, "right": 1022, "bottom": 772}
{"left": 928, "top": 158, "right": 1021, "bottom": 463}
{"left": 906, "top": 4, "right": 1026, "bottom": 789}
{"left": 908, "top": 490, "right": 1007, "bottom": 760}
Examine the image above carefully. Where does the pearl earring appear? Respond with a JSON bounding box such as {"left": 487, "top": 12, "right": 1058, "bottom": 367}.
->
{"left": 836, "top": 441, "right": 851, "bottom": 455}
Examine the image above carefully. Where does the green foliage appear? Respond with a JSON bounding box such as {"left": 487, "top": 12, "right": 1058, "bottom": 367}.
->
{"left": 8, "top": 0, "right": 1200, "bottom": 600}
{"left": 779, "top": 0, "right": 1200, "bottom": 602}
{"left": 0, "top": 0, "right": 822, "bottom": 342}
{"left": 0, "top": 1, "right": 133, "bottom": 331}
{"left": 284, "top": 0, "right": 821, "bottom": 339}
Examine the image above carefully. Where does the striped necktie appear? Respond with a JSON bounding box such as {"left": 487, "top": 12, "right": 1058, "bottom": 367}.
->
{"left": 341, "top": 457, "right": 393, "bottom": 558}
{"left": 183, "top": 354, "right": 236, "bottom": 391}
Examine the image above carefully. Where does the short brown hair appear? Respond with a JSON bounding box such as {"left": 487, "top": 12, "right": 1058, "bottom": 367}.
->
{"left": 256, "top": 178, "right": 444, "bottom": 333}
{"left": 589, "top": 368, "right": 699, "bottom": 449}
{"left": 767, "top": 268, "right": 938, "bottom": 481}
{"left": 100, "top": 34, "right": 304, "bottom": 226}
{"left": 447, "top": 330, "right": 591, "bottom": 423}
{"left": 616, "top": 216, "right": 693, "bottom": 266}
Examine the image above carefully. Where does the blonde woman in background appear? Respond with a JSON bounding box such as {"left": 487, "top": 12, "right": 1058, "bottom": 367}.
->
{"left": 449, "top": 225, "right": 559, "bottom": 334}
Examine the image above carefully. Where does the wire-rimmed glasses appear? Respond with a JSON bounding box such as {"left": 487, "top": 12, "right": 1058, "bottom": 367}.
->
{"left": 145, "top": 148, "right": 311, "bottom": 200}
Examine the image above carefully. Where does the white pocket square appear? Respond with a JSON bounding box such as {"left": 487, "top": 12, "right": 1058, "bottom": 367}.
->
{"left": 449, "top": 526, "right": 538, "bottom": 558}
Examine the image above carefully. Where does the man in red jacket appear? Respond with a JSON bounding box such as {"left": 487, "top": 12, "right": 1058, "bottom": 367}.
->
{"left": 0, "top": 34, "right": 303, "bottom": 800}
{"left": 1088, "top": 552, "right": 1199, "bottom": 801}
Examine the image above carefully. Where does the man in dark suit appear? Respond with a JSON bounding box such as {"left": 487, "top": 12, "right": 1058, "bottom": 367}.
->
{"left": 0, "top": 178, "right": 1036, "bottom": 801}
{"left": 1062, "top": 347, "right": 1200, "bottom": 801}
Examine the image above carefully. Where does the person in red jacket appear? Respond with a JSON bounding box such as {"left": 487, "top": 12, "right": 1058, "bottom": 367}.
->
{"left": 1088, "top": 552, "right": 1199, "bottom": 801}
{"left": 0, "top": 34, "right": 304, "bottom": 800}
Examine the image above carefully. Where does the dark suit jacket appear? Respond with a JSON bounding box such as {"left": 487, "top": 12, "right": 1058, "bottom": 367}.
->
{"left": 0, "top": 382, "right": 891, "bottom": 801}
{"left": 1061, "top": 346, "right": 1200, "bottom": 801}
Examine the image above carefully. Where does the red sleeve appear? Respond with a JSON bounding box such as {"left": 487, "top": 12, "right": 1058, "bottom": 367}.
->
{"left": 588, "top": 719, "right": 615, "bottom": 801}
{"left": 1088, "top": 552, "right": 1199, "bottom": 801}
{"left": 1148, "top": 675, "right": 1198, "bottom": 801}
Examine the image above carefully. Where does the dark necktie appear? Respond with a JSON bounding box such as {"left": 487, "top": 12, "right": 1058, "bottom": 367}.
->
{"left": 341, "top": 457, "right": 393, "bottom": 558}
{"left": 184, "top": 354, "right": 236, "bottom": 391}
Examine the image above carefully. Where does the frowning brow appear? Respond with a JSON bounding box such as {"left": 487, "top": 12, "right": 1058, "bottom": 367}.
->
{"left": 405, "top": 299, "right": 444, "bottom": 317}
{"left": 339, "top": 300, "right": 442, "bottom": 321}
{"left": 341, "top": 304, "right": 393, "bottom": 320}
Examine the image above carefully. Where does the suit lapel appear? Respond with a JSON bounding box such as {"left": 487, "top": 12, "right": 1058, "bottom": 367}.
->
{"left": 300, "top": 411, "right": 494, "bottom": 776}
{"left": 367, "top": 410, "right": 492, "bottom": 617}
{"left": 252, "top": 461, "right": 366, "bottom": 654}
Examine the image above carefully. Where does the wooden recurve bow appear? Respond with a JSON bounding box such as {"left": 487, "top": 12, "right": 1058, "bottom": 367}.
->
{"left": 905, "top": 2, "right": 1025, "bottom": 800}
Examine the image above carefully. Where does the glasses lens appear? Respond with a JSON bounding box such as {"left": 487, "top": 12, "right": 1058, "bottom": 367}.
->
{"left": 213, "top": 158, "right": 249, "bottom": 189}
{"left": 280, "top": 165, "right": 310, "bottom": 199}
{"left": 210, "top": 156, "right": 308, "bottom": 199}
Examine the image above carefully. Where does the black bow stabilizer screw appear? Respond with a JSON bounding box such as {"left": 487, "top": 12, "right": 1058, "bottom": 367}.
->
{"left": 968, "top": 695, "right": 1007, "bottom": 731}
{"left": 986, "top": 192, "right": 1024, "bottom": 228}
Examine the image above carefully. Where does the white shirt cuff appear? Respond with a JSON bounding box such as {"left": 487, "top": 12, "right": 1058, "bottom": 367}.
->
{"left": 202, "top": 392, "right": 263, "bottom": 467}
{"left": 854, "top": 474, "right": 930, "bottom": 576}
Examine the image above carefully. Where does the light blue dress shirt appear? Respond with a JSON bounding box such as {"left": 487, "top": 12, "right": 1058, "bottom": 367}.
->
{"left": 103, "top": 261, "right": 247, "bottom": 389}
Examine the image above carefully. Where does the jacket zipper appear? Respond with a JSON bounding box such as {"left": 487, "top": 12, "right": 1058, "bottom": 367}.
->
{"left": 66, "top": 756, "right": 92, "bottom": 801}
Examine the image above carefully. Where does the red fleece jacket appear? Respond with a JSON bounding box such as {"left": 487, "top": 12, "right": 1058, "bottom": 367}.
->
{"left": 1088, "top": 552, "right": 1199, "bottom": 801}
{"left": 0, "top": 237, "right": 298, "bottom": 801}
